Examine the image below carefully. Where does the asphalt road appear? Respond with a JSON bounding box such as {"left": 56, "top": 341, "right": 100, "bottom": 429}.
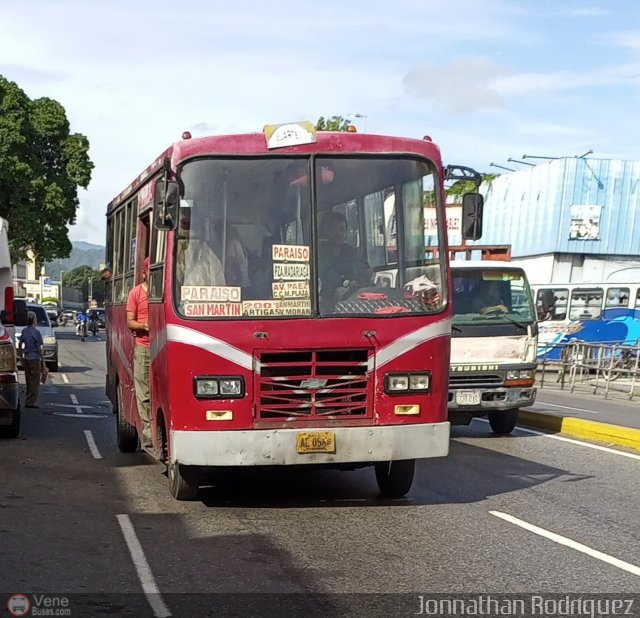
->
{"left": 2, "top": 327, "right": 640, "bottom": 617}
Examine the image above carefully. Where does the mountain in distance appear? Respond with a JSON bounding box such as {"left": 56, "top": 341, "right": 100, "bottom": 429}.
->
{"left": 46, "top": 241, "right": 106, "bottom": 279}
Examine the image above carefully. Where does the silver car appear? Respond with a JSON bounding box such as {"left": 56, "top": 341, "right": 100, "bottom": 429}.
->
{"left": 15, "top": 303, "right": 59, "bottom": 372}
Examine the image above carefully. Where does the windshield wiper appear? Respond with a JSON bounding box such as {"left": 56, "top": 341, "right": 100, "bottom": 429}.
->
{"left": 452, "top": 325, "right": 462, "bottom": 333}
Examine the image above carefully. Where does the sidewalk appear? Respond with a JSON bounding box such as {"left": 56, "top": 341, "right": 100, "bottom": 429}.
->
{"left": 516, "top": 373, "right": 640, "bottom": 453}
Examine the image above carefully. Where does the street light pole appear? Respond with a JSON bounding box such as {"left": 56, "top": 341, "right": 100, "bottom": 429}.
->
{"left": 59, "top": 271, "right": 65, "bottom": 310}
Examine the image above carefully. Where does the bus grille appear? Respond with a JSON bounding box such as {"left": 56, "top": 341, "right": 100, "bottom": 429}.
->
{"left": 256, "top": 349, "right": 371, "bottom": 420}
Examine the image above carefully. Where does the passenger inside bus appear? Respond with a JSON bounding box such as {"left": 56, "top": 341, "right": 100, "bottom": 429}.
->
{"left": 318, "top": 211, "right": 371, "bottom": 311}
{"left": 175, "top": 207, "right": 225, "bottom": 287}
{"left": 213, "top": 223, "right": 250, "bottom": 287}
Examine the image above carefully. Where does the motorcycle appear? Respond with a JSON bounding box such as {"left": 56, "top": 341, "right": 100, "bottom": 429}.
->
{"left": 77, "top": 320, "right": 88, "bottom": 342}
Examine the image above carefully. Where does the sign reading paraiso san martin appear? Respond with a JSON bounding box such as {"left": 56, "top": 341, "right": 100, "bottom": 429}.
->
{"left": 181, "top": 286, "right": 242, "bottom": 302}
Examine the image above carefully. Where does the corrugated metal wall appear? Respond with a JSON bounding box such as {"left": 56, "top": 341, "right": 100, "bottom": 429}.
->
{"left": 471, "top": 158, "right": 640, "bottom": 257}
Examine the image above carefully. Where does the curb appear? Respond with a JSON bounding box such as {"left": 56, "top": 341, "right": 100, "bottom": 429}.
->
{"left": 518, "top": 410, "right": 640, "bottom": 453}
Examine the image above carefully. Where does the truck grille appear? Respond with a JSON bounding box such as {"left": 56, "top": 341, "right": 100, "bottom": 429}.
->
{"left": 449, "top": 374, "right": 503, "bottom": 387}
{"left": 256, "top": 349, "right": 371, "bottom": 420}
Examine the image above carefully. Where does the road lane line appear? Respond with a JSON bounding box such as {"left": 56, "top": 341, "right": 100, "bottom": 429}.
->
{"left": 116, "top": 514, "right": 172, "bottom": 617}
{"left": 71, "top": 394, "right": 79, "bottom": 405}
{"left": 490, "top": 511, "right": 640, "bottom": 578}
{"left": 473, "top": 418, "right": 640, "bottom": 461}
{"left": 61, "top": 373, "right": 69, "bottom": 384}
{"left": 530, "top": 401, "right": 598, "bottom": 414}
{"left": 83, "top": 430, "right": 102, "bottom": 459}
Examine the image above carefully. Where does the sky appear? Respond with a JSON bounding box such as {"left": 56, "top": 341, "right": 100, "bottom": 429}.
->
{"left": 1, "top": 0, "right": 640, "bottom": 246}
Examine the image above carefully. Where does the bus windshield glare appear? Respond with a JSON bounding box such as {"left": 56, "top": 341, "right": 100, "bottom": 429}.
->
{"left": 174, "top": 156, "right": 444, "bottom": 319}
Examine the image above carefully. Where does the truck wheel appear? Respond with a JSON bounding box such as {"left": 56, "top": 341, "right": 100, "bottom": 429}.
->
{"left": 374, "top": 459, "right": 415, "bottom": 498}
{"left": 116, "top": 383, "right": 138, "bottom": 453}
{"left": 168, "top": 461, "right": 200, "bottom": 501}
{"left": 48, "top": 361, "right": 59, "bottom": 372}
{"left": 488, "top": 409, "right": 519, "bottom": 435}
{"left": 0, "top": 407, "right": 20, "bottom": 439}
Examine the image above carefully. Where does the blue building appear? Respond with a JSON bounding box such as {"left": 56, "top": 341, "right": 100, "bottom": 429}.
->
{"left": 469, "top": 157, "right": 640, "bottom": 285}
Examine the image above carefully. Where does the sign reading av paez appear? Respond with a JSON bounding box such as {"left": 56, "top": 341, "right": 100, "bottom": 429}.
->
{"left": 272, "top": 281, "right": 309, "bottom": 299}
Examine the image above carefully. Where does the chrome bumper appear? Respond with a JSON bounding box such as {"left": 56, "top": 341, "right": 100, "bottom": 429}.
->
{"left": 448, "top": 387, "right": 537, "bottom": 411}
{"left": 171, "top": 422, "right": 450, "bottom": 466}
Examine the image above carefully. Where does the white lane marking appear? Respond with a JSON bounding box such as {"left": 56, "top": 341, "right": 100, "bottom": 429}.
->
{"left": 116, "top": 514, "right": 172, "bottom": 617}
{"left": 71, "top": 394, "right": 79, "bottom": 405}
{"left": 490, "top": 511, "right": 640, "bottom": 578}
{"left": 531, "top": 401, "right": 599, "bottom": 414}
{"left": 61, "top": 373, "right": 69, "bottom": 384}
{"left": 472, "top": 418, "right": 640, "bottom": 461}
{"left": 83, "top": 430, "right": 102, "bottom": 459}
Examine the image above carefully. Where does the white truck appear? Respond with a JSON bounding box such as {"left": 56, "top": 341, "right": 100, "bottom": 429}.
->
{"left": 448, "top": 261, "right": 538, "bottom": 434}
{"left": 0, "top": 217, "right": 27, "bottom": 438}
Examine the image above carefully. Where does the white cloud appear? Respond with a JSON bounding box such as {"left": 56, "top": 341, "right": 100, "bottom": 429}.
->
{"left": 403, "top": 57, "right": 510, "bottom": 113}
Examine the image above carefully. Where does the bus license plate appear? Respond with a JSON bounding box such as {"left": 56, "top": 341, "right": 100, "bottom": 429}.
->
{"left": 456, "top": 390, "right": 481, "bottom": 406}
{"left": 296, "top": 432, "right": 336, "bottom": 454}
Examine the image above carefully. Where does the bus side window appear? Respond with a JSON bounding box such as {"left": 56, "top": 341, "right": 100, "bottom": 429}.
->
{"left": 536, "top": 289, "right": 555, "bottom": 321}
{"left": 605, "top": 287, "right": 630, "bottom": 308}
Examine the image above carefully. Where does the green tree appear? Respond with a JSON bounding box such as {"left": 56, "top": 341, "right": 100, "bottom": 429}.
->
{"left": 0, "top": 75, "right": 94, "bottom": 263}
{"left": 445, "top": 173, "right": 497, "bottom": 202}
{"left": 63, "top": 265, "right": 104, "bottom": 305}
{"left": 316, "top": 115, "right": 353, "bottom": 132}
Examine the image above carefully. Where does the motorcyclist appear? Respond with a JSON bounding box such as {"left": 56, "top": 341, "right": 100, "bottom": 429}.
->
{"left": 76, "top": 311, "right": 89, "bottom": 336}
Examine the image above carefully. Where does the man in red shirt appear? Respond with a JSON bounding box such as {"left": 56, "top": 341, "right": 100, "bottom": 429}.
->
{"left": 126, "top": 257, "right": 151, "bottom": 450}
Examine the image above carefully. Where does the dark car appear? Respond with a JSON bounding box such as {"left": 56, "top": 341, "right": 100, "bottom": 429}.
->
{"left": 87, "top": 308, "right": 106, "bottom": 330}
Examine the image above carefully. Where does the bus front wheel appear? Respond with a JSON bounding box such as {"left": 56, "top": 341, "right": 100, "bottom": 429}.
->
{"left": 488, "top": 409, "right": 519, "bottom": 435}
{"left": 168, "top": 462, "right": 199, "bottom": 501}
{"left": 374, "top": 459, "right": 415, "bottom": 498}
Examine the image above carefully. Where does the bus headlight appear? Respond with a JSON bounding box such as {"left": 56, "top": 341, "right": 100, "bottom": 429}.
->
{"left": 194, "top": 376, "right": 245, "bottom": 399}
{"left": 385, "top": 372, "right": 431, "bottom": 394}
{"left": 220, "top": 378, "right": 242, "bottom": 396}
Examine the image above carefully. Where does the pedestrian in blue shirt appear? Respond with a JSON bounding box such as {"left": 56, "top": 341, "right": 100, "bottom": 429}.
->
{"left": 20, "top": 311, "right": 44, "bottom": 408}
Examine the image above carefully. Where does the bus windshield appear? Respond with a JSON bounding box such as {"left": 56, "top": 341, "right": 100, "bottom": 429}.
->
{"left": 174, "top": 156, "right": 444, "bottom": 319}
{"left": 451, "top": 267, "right": 535, "bottom": 325}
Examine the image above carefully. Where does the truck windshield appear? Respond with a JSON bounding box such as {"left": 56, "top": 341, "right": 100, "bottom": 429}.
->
{"left": 451, "top": 268, "right": 535, "bottom": 325}
{"left": 174, "top": 156, "right": 445, "bottom": 319}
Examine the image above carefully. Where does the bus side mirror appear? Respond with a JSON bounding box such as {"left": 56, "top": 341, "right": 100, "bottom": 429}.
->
{"left": 154, "top": 179, "right": 179, "bottom": 231}
{"left": 461, "top": 192, "right": 483, "bottom": 240}
{"left": 12, "top": 299, "right": 28, "bottom": 327}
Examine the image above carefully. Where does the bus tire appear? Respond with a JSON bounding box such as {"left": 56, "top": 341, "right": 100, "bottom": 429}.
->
{"left": 374, "top": 459, "right": 415, "bottom": 498}
{"left": 488, "top": 409, "right": 519, "bottom": 435}
{"left": 116, "top": 383, "right": 138, "bottom": 453}
{"left": 0, "top": 407, "right": 20, "bottom": 439}
{"left": 168, "top": 462, "right": 199, "bottom": 501}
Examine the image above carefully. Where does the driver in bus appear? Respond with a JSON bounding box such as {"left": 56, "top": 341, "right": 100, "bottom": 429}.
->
{"left": 318, "top": 211, "right": 371, "bottom": 310}
{"left": 176, "top": 206, "right": 225, "bottom": 288}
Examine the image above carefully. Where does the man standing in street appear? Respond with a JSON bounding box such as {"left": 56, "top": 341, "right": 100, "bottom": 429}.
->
{"left": 126, "top": 257, "right": 152, "bottom": 451}
{"left": 20, "top": 311, "right": 44, "bottom": 408}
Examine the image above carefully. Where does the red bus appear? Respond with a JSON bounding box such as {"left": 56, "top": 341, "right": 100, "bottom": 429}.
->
{"left": 105, "top": 122, "right": 482, "bottom": 499}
